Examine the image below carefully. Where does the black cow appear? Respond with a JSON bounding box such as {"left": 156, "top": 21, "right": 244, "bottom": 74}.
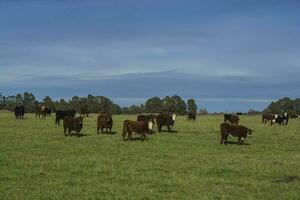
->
{"left": 224, "top": 114, "right": 239, "bottom": 125}
{"left": 187, "top": 112, "right": 196, "bottom": 122}
{"left": 275, "top": 113, "right": 289, "bottom": 125}
{"left": 55, "top": 110, "right": 76, "bottom": 125}
{"left": 14, "top": 106, "right": 25, "bottom": 119}
{"left": 156, "top": 113, "right": 176, "bottom": 132}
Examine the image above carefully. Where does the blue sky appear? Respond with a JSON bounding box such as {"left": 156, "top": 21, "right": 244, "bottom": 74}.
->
{"left": 1, "top": 0, "right": 300, "bottom": 112}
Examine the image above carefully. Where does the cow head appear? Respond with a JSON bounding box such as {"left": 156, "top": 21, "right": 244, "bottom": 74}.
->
{"left": 148, "top": 121, "right": 154, "bottom": 130}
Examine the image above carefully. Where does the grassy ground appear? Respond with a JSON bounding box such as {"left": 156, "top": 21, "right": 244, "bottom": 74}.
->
{"left": 0, "top": 112, "right": 300, "bottom": 200}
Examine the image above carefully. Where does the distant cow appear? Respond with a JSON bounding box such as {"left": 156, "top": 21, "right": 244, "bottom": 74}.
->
{"left": 220, "top": 123, "right": 253, "bottom": 145}
{"left": 290, "top": 114, "right": 298, "bottom": 119}
{"left": 97, "top": 114, "right": 113, "bottom": 134}
{"left": 262, "top": 114, "right": 278, "bottom": 126}
{"left": 63, "top": 116, "right": 83, "bottom": 136}
{"left": 14, "top": 106, "right": 25, "bottom": 119}
{"left": 80, "top": 107, "right": 90, "bottom": 117}
{"left": 122, "top": 120, "right": 153, "bottom": 141}
{"left": 35, "top": 106, "right": 50, "bottom": 119}
{"left": 224, "top": 114, "right": 239, "bottom": 125}
{"left": 55, "top": 110, "right": 76, "bottom": 125}
{"left": 156, "top": 113, "right": 176, "bottom": 132}
{"left": 275, "top": 113, "right": 289, "bottom": 125}
{"left": 187, "top": 112, "right": 196, "bottom": 122}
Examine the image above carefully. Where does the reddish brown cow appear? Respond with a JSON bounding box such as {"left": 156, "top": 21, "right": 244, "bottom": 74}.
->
{"left": 220, "top": 123, "right": 253, "bottom": 145}
{"left": 122, "top": 120, "right": 153, "bottom": 141}
{"left": 97, "top": 114, "right": 113, "bottom": 134}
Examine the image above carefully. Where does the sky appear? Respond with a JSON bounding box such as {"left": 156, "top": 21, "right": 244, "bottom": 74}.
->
{"left": 1, "top": 0, "right": 300, "bottom": 112}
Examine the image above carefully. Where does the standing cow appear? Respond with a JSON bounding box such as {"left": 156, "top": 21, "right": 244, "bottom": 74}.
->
{"left": 14, "top": 106, "right": 25, "bottom": 119}
{"left": 63, "top": 116, "right": 83, "bottom": 136}
{"left": 97, "top": 114, "right": 113, "bottom": 134}
{"left": 156, "top": 113, "right": 176, "bottom": 133}
{"left": 187, "top": 112, "right": 196, "bottom": 122}
{"left": 224, "top": 114, "right": 239, "bottom": 125}
{"left": 220, "top": 123, "right": 253, "bottom": 145}
{"left": 122, "top": 120, "right": 153, "bottom": 141}
{"left": 262, "top": 114, "right": 278, "bottom": 126}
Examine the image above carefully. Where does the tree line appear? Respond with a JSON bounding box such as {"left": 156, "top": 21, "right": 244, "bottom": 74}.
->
{"left": 0, "top": 92, "right": 198, "bottom": 115}
{"left": 263, "top": 97, "right": 300, "bottom": 115}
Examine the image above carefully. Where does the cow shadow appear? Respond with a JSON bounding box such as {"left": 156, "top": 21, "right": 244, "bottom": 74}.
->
{"left": 157, "top": 130, "right": 178, "bottom": 133}
{"left": 68, "top": 133, "right": 89, "bottom": 137}
{"left": 226, "top": 141, "right": 250, "bottom": 145}
{"left": 124, "top": 137, "right": 149, "bottom": 142}
{"left": 98, "top": 131, "right": 117, "bottom": 135}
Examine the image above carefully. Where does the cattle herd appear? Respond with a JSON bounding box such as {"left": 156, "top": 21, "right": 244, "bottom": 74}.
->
{"left": 12, "top": 106, "right": 299, "bottom": 144}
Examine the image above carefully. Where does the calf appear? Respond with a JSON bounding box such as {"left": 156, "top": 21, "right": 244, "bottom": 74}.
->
{"left": 275, "top": 113, "right": 289, "bottom": 125}
{"left": 224, "top": 114, "right": 239, "bottom": 125}
{"left": 97, "top": 114, "right": 113, "bottom": 134}
{"left": 220, "top": 123, "right": 253, "bottom": 145}
{"left": 187, "top": 112, "right": 196, "bottom": 122}
{"left": 63, "top": 116, "right": 83, "bottom": 136}
{"left": 156, "top": 113, "right": 176, "bottom": 132}
{"left": 122, "top": 120, "right": 153, "bottom": 141}
{"left": 55, "top": 110, "right": 76, "bottom": 125}
{"left": 14, "top": 106, "right": 25, "bottom": 119}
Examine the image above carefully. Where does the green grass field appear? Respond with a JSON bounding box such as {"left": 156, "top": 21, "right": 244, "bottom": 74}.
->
{"left": 1, "top": 112, "right": 300, "bottom": 200}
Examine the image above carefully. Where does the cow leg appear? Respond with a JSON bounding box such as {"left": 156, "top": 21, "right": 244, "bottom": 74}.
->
{"left": 64, "top": 127, "right": 68, "bottom": 136}
{"left": 122, "top": 131, "right": 127, "bottom": 141}
{"left": 224, "top": 135, "right": 228, "bottom": 145}
{"left": 97, "top": 125, "right": 100, "bottom": 134}
{"left": 220, "top": 136, "right": 224, "bottom": 144}
{"left": 237, "top": 136, "right": 242, "bottom": 144}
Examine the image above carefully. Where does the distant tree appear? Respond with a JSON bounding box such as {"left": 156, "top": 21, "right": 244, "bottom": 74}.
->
{"left": 187, "top": 99, "right": 198, "bottom": 113}
{"left": 43, "top": 96, "right": 54, "bottom": 109}
{"left": 162, "top": 95, "right": 187, "bottom": 115}
{"left": 199, "top": 108, "right": 208, "bottom": 115}
{"left": 145, "top": 97, "right": 163, "bottom": 113}
{"left": 248, "top": 109, "right": 261, "bottom": 115}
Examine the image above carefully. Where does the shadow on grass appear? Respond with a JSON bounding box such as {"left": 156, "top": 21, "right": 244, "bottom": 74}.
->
{"left": 97, "top": 131, "right": 117, "bottom": 135}
{"left": 157, "top": 130, "right": 178, "bottom": 133}
{"left": 225, "top": 141, "right": 251, "bottom": 145}
{"left": 66, "top": 133, "right": 90, "bottom": 137}
{"left": 123, "top": 137, "right": 149, "bottom": 142}
{"left": 274, "top": 175, "right": 300, "bottom": 183}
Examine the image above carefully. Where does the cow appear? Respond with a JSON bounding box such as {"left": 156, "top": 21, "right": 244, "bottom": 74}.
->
{"left": 220, "top": 123, "right": 253, "bottom": 145}
{"left": 290, "top": 114, "right": 298, "bottom": 119}
{"left": 156, "top": 113, "right": 176, "bottom": 132}
{"left": 122, "top": 120, "right": 153, "bottom": 141}
{"left": 63, "top": 116, "right": 83, "bottom": 136}
{"left": 14, "top": 106, "right": 25, "bottom": 119}
{"left": 55, "top": 110, "right": 76, "bottom": 125}
{"left": 187, "top": 112, "right": 196, "bottom": 122}
{"left": 275, "top": 113, "right": 289, "bottom": 125}
{"left": 80, "top": 107, "right": 90, "bottom": 117}
{"left": 262, "top": 114, "right": 278, "bottom": 126}
{"left": 97, "top": 114, "right": 113, "bottom": 134}
{"left": 224, "top": 114, "right": 239, "bottom": 125}
{"left": 46, "top": 108, "right": 52, "bottom": 116}
{"left": 36, "top": 106, "right": 50, "bottom": 119}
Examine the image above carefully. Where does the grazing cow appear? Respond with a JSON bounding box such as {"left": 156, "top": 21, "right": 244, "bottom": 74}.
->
{"left": 14, "top": 106, "right": 25, "bottom": 119}
{"left": 262, "top": 114, "right": 278, "bottom": 126}
{"left": 80, "top": 107, "right": 90, "bottom": 117}
{"left": 156, "top": 113, "right": 176, "bottom": 132}
{"left": 187, "top": 112, "right": 196, "bottom": 122}
{"left": 63, "top": 116, "right": 83, "bottom": 136}
{"left": 97, "top": 114, "right": 113, "bottom": 134}
{"left": 122, "top": 120, "right": 153, "bottom": 141}
{"left": 275, "top": 113, "right": 289, "bottom": 125}
{"left": 55, "top": 110, "right": 76, "bottom": 125}
{"left": 220, "top": 123, "right": 253, "bottom": 145}
{"left": 224, "top": 114, "right": 239, "bottom": 125}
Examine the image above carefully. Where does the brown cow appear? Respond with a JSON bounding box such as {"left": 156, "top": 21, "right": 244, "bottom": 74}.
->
{"left": 63, "top": 116, "right": 83, "bottom": 136}
{"left": 220, "top": 123, "right": 253, "bottom": 145}
{"left": 97, "top": 114, "right": 113, "bottom": 134}
{"left": 122, "top": 120, "right": 153, "bottom": 141}
{"left": 262, "top": 114, "right": 278, "bottom": 126}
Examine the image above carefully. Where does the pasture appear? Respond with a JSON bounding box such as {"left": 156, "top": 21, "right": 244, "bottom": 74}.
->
{"left": 0, "top": 112, "right": 300, "bottom": 200}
